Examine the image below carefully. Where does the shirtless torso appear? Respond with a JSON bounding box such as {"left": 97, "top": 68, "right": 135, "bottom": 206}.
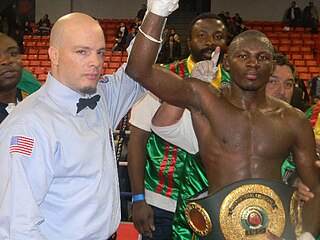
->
{"left": 191, "top": 84, "right": 309, "bottom": 194}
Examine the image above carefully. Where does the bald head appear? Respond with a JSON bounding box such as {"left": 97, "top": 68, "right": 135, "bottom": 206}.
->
{"left": 48, "top": 12, "right": 106, "bottom": 95}
{"left": 50, "top": 13, "right": 104, "bottom": 48}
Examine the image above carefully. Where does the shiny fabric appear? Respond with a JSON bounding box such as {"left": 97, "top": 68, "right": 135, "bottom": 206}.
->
{"left": 172, "top": 154, "right": 207, "bottom": 240}
{"left": 145, "top": 134, "right": 195, "bottom": 201}
{"left": 17, "top": 68, "right": 42, "bottom": 97}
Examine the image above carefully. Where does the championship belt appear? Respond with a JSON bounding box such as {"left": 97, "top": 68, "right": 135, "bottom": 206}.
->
{"left": 185, "top": 179, "right": 302, "bottom": 240}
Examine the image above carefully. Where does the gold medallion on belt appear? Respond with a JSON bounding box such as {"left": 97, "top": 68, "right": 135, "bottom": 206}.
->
{"left": 220, "top": 184, "right": 285, "bottom": 239}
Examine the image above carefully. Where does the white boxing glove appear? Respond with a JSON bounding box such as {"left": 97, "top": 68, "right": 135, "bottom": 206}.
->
{"left": 190, "top": 47, "right": 220, "bottom": 83}
{"left": 147, "top": 0, "right": 179, "bottom": 17}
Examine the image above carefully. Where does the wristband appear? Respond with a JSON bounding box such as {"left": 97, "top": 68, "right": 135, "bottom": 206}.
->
{"left": 132, "top": 194, "right": 145, "bottom": 202}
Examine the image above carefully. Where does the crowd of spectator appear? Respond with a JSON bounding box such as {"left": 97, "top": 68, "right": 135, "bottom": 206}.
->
{"left": 284, "top": 1, "right": 319, "bottom": 33}
{"left": 0, "top": 2, "right": 319, "bottom": 111}
{"left": 0, "top": 7, "right": 51, "bottom": 53}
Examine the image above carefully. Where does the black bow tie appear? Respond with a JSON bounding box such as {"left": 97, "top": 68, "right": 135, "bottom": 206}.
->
{"left": 76, "top": 94, "right": 101, "bottom": 114}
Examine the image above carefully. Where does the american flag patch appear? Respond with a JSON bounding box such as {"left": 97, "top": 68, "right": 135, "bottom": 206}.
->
{"left": 10, "top": 135, "right": 35, "bottom": 157}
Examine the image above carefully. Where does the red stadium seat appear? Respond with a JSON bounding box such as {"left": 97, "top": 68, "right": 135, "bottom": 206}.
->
{"left": 20, "top": 54, "right": 27, "bottom": 60}
{"left": 112, "top": 51, "right": 122, "bottom": 56}
{"left": 306, "top": 60, "right": 317, "bottom": 67}
{"left": 38, "top": 54, "right": 49, "bottom": 60}
{"left": 296, "top": 66, "right": 308, "bottom": 73}
{"left": 299, "top": 73, "right": 311, "bottom": 80}
{"left": 34, "top": 67, "right": 47, "bottom": 75}
{"left": 105, "top": 68, "right": 116, "bottom": 74}
{"left": 27, "top": 54, "right": 38, "bottom": 60}
{"left": 109, "top": 62, "right": 120, "bottom": 69}
{"left": 38, "top": 49, "right": 48, "bottom": 55}
{"left": 292, "top": 39, "right": 303, "bottom": 45}
{"left": 40, "top": 61, "right": 51, "bottom": 67}
{"left": 110, "top": 56, "right": 121, "bottom": 62}
{"left": 291, "top": 54, "right": 303, "bottom": 60}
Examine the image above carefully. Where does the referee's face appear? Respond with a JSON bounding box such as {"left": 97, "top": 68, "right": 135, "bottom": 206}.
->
{"left": 51, "top": 18, "right": 105, "bottom": 96}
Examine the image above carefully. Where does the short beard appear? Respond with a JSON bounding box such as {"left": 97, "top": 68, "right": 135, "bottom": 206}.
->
{"left": 80, "top": 86, "right": 97, "bottom": 95}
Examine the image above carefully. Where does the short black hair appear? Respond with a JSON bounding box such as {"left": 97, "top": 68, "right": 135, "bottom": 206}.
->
{"left": 274, "top": 53, "right": 296, "bottom": 77}
{"left": 188, "top": 12, "right": 227, "bottom": 39}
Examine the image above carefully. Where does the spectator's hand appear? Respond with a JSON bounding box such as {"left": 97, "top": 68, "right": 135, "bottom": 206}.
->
{"left": 147, "top": 0, "right": 179, "bottom": 17}
{"left": 294, "top": 177, "right": 314, "bottom": 201}
{"left": 132, "top": 201, "right": 155, "bottom": 238}
{"left": 191, "top": 47, "right": 220, "bottom": 83}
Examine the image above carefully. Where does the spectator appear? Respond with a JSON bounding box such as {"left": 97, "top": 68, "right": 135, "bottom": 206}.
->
{"left": 173, "top": 34, "right": 181, "bottom": 61}
{"left": 232, "top": 13, "right": 243, "bottom": 25}
{"left": 35, "top": 22, "right": 51, "bottom": 36}
{"left": 126, "top": 27, "right": 137, "bottom": 47}
{"left": 37, "top": 13, "right": 51, "bottom": 28}
{"left": 224, "top": 11, "right": 232, "bottom": 22}
{"left": 285, "top": 1, "right": 302, "bottom": 27}
{"left": 303, "top": 1, "right": 319, "bottom": 33}
{"left": 112, "top": 29, "right": 125, "bottom": 52}
{"left": 163, "top": 34, "right": 181, "bottom": 63}
{"left": 118, "top": 22, "right": 128, "bottom": 39}
{"left": 0, "top": 33, "right": 41, "bottom": 123}
{"left": 170, "top": 27, "right": 179, "bottom": 39}
{"left": 218, "top": 11, "right": 227, "bottom": 25}
{"left": 294, "top": 75, "right": 310, "bottom": 107}
{"left": 131, "top": 16, "right": 142, "bottom": 30}
{"left": 2, "top": 3, "right": 17, "bottom": 37}
{"left": 23, "top": 20, "right": 33, "bottom": 35}
{"left": 162, "top": 27, "right": 169, "bottom": 44}
{"left": 0, "top": 12, "right": 146, "bottom": 239}
{"left": 308, "top": 72, "right": 320, "bottom": 98}
{"left": 12, "top": 27, "right": 24, "bottom": 53}
{"left": 137, "top": 4, "right": 147, "bottom": 21}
